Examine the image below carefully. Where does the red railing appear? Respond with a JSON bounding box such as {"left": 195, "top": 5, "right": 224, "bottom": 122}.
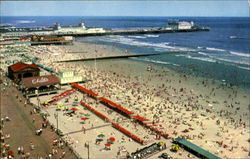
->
{"left": 99, "top": 97, "right": 134, "bottom": 116}
{"left": 144, "top": 123, "right": 170, "bottom": 139}
{"left": 72, "top": 82, "right": 170, "bottom": 139}
{"left": 112, "top": 123, "right": 144, "bottom": 144}
{"left": 80, "top": 101, "right": 144, "bottom": 144}
{"left": 46, "top": 89, "right": 76, "bottom": 106}
{"left": 80, "top": 101, "right": 110, "bottom": 122}
{"left": 131, "top": 115, "right": 149, "bottom": 122}
{"left": 71, "top": 83, "right": 133, "bottom": 116}
{"left": 71, "top": 83, "right": 98, "bottom": 97}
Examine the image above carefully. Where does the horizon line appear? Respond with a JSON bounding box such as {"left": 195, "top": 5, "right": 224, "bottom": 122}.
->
{"left": 1, "top": 15, "right": 250, "bottom": 17}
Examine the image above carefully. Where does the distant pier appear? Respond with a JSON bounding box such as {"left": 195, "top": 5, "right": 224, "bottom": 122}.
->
{"left": 44, "top": 27, "right": 209, "bottom": 37}
{"left": 1, "top": 21, "right": 210, "bottom": 38}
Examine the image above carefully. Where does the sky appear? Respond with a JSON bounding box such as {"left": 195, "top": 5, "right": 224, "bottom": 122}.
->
{"left": 1, "top": 1, "right": 250, "bottom": 17}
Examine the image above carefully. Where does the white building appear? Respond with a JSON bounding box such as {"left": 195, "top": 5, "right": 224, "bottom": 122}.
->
{"left": 57, "top": 70, "right": 83, "bottom": 85}
{"left": 53, "top": 22, "right": 106, "bottom": 34}
{"left": 178, "top": 21, "right": 194, "bottom": 30}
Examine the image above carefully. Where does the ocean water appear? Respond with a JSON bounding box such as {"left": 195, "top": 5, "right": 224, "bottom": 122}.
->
{"left": 1, "top": 16, "right": 250, "bottom": 89}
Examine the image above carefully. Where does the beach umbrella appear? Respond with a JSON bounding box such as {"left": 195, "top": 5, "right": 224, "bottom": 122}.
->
{"left": 96, "top": 138, "right": 103, "bottom": 142}
{"left": 84, "top": 113, "right": 90, "bottom": 117}
{"left": 43, "top": 101, "right": 48, "bottom": 105}
{"left": 7, "top": 150, "right": 14, "bottom": 156}
{"left": 64, "top": 106, "right": 69, "bottom": 110}
{"left": 108, "top": 137, "right": 115, "bottom": 142}
{"left": 74, "top": 96, "right": 78, "bottom": 101}
{"left": 98, "top": 134, "right": 105, "bottom": 138}
{"left": 57, "top": 105, "right": 62, "bottom": 109}
{"left": 84, "top": 113, "right": 90, "bottom": 119}
{"left": 171, "top": 144, "right": 180, "bottom": 152}
{"left": 81, "top": 117, "right": 87, "bottom": 121}
{"left": 66, "top": 110, "right": 74, "bottom": 113}
{"left": 70, "top": 108, "right": 78, "bottom": 111}
{"left": 105, "top": 143, "right": 111, "bottom": 147}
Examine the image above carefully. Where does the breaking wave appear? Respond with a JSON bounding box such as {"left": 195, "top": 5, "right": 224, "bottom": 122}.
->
{"left": 144, "top": 34, "right": 160, "bottom": 38}
{"left": 205, "top": 47, "right": 227, "bottom": 52}
{"left": 175, "top": 54, "right": 217, "bottom": 63}
{"left": 102, "top": 35, "right": 195, "bottom": 52}
{"left": 130, "top": 57, "right": 180, "bottom": 66}
{"left": 237, "top": 66, "right": 250, "bottom": 70}
{"left": 16, "top": 20, "right": 36, "bottom": 24}
{"left": 128, "top": 34, "right": 160, "bottom": 39}
{"left": 229, "top": 36, "right": 249, "bottom": 39}
{"left": 214, "top": 57, "right": 250, "bottom": 65}
{"left": 229, "top": 51, "right": 250, "bottom": 58}
{"left": 128, "top": 35, "right": 147, "bottom": 39}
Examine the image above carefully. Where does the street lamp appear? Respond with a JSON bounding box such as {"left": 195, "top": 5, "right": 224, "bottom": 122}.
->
{"left": 85, "top": 141, "right": 90, "bottom": 159}
{"left": 35, "top": 89, "right": 39, "bottom": 107}
{"left": 54, "top": 111, "right": 59, "bottom": 134}
{"left": 95, "top": 44, "right": 97, "bottom": 79}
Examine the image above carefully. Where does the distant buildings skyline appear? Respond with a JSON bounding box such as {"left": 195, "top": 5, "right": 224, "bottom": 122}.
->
{"left": 1, "top": 1, "right": 250, "bottom": 17}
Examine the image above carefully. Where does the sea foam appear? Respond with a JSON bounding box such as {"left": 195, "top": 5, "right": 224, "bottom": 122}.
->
{"left": 104, "top": 35, "right": 195, "bottom": 52}
{"left": 144, "top": 34, "right": 160, "bottom": 38}
{"left": 16, "top": 20, "right": 36, "bottom": 24}
{"left": 128, "top": 35, "right": 147, "bottom": 39}
{"left": 230, "top": 51, "right": 250, "bottom": 58}
{"left": 205, "top": 47, "right": 227, "bottom": 52}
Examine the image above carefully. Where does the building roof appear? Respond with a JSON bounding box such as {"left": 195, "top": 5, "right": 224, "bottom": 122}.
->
{"left": 9, "top": 62, "right": 39, "bottom": 72}
{"left": 21, "top": 75, "right": 59, "bottom": 88}
{"left": 173, "top": 138, "right": 220, "bottom": 159}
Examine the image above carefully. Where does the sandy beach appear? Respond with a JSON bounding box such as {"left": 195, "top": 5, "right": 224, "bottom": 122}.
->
{"left": 1, "top": 41, "right": 249, "bottom": 159}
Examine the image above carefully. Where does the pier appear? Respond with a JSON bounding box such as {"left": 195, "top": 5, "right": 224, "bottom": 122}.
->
{"left": 65, "top": 27, "right": 209, "bottom": 37}
{"left": 1, "top": 21, "right": 209, "bottom": 38}
{"left": 57, "top": 53, "right": 161, "bottom": 62}
{"left": 41, "top": 27, "right": 209, "bottom": 37}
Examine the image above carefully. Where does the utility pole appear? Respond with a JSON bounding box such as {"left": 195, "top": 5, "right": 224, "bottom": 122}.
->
{"left": 88, "top": 143, "right": 90, "bottom": 159}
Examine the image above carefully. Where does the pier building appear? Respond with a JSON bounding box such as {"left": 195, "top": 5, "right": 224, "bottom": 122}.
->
{"left": 8, "top": 62, "right": 40, "bottom": 83}
{"left": 57, "top": 70, "right": 83, "bottom": 85}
